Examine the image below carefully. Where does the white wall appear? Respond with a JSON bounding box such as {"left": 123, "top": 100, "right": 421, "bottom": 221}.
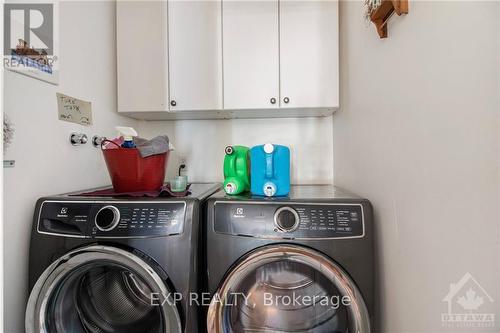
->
{"left": 334, "top": 1, "right": 500, "bottom": 332}
{"left": 3, "top": 2, "right": 136, "bottom": 332}
{"left": 138, "top": 117, "right": 334, "bottom": 184}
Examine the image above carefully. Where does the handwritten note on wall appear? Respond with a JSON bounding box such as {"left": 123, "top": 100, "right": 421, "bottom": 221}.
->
{"left": 56, "top": 93, "right": 93, "bottom": 126}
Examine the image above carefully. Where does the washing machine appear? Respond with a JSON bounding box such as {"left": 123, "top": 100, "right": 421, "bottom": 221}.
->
{"left": 26, "top": 183, "right": 220, "bottom": 333}
{"left": 205, "top": 185, "right": 374, "bottom": 332}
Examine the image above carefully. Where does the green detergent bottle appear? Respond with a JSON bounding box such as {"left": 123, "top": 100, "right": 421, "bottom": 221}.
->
{"left": 223, "top": 146, "right": 250, "bottom": 195}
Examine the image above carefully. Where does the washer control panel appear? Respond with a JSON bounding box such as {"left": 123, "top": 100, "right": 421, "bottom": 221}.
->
{"left": 214, "top": 202, "right": 364, "bottom": 239}
{"left": 38, "top": 201, "right": 186, "bottom": 238}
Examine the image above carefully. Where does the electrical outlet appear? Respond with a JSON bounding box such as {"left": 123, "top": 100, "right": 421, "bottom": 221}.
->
{"left": 178, "top": 156, "right": 188, "bottom": 175}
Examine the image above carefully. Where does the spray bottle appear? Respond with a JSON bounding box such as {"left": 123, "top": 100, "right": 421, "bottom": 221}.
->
{"left": 116, "top": 126, "right": 138, "bottom": 148}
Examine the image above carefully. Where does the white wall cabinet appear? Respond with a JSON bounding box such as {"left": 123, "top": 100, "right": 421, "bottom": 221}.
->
{"left": 116, "top": 1, "right": 339, "bottom": 120}
{"left": 117, "top": 1, "right": 169, "bottom": 112}
{"left": 168, "top": 0, "right": 222, "bottom": 111}
{"left": 279, "top": 0, "right": 339, "bottom": 109}
{"left": 222, "top": 1, "right": 279, "bottom": 110}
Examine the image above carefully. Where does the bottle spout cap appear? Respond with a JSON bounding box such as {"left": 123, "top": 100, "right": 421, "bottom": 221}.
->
{"left": 264, "top": 143, "right": 274, "bottom": 154}
{"left": 225, "top": 182, "right": 237, "bottom": 194}
{"left": 263, "top": 182, "right": 277, "bottom": 197}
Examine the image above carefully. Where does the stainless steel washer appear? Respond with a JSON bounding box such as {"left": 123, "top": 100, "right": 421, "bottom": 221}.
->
{"left": 26, "top": 183, "right": 219, "bottom": 333}
{"left": 205, "top": 185, "right": 374, "bottom": 332}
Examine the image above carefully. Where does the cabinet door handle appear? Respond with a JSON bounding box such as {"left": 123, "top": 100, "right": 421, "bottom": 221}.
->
{"left": 170, "top": 100, "right": 177, "bottom": 107}
{"left": 283, "top": 97, "right": 290, "bottom": 104}
{"left": 270, "top": 98, "right": 276, "bottom": 104}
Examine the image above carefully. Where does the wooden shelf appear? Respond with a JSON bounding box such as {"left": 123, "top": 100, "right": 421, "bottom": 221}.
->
{"left": 370, "top": 0, "right": 409, "bottom": 38}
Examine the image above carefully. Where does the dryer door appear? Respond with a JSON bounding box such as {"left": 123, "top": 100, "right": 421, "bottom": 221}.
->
{"left": 26, "top": 245, "right": 182, "bottom": 333}
{"left": 207, "top": 244, "right": 370, "bottom": 333}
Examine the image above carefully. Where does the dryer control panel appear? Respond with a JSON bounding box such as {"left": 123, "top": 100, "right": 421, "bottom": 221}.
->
{"left": 37, "top": 201, "right": 186, "bottom": 238}
{"left": 214, "top": 202, "right": 364, "bottom": 239}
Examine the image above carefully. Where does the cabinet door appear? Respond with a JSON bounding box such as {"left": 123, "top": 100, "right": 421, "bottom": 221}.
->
{"left": 117, "top": 1, "right": 169, "bottom": 112}
{"left": 279, "top": 0, "right": 339, "bottom": 109}
{"left": 168, "top": 0, "right": 222, "bottom": 111}
{"left": 222, "top": 1, "right": 279, "bottom": 110}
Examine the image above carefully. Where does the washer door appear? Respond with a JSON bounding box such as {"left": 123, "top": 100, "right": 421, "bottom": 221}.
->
{"left": 26, "top": 245, "right": 182, "bottom": 333}
{"left": 207, "top": 245, "right": 370, "bottom": 333}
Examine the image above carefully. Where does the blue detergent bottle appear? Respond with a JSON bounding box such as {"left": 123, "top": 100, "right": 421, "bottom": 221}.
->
{"left": 250, "top": 143, "right": 290, "bottom": 197}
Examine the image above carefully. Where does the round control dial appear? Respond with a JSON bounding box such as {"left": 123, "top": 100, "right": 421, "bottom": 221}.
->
{"left": 274, "top": 207, "right": 300, "bottom": 232}
{"left": 95, "top": 205, "right": 120, "bottom": 231}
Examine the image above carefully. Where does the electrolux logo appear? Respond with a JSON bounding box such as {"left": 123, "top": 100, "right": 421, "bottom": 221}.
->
{"left": 442, "top": 272, "right": 495, "bottom": 329}
{"left": 233, "top": 207, "right": 245, "bottom": 218}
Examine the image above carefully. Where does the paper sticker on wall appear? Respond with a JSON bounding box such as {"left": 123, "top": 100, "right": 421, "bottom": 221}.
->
{"left": 56, "top": 93, "right": 92, "bottom": 126}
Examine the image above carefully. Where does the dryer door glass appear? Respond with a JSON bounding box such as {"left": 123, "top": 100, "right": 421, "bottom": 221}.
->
{"left": 207, "top": 245, "right": 370, "bottom": 333}
{"left": 26, "top": 245, "right": 182, "bottom": 333}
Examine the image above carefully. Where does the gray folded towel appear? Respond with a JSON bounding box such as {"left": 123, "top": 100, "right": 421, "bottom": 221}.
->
{"left": 134, "top": 135, "right": 170, "bottom": 158}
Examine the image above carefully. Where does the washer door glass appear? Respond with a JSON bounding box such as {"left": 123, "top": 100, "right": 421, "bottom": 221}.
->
{"left": 207, "top": 245, "right": 370, "bottom": 333}
{"left": 26, "top": 245, "right": 182, "bottom": 333}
